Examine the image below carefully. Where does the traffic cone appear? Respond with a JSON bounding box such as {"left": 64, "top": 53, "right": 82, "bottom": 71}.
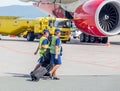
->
{"left": 105, "top": 37, "right": 110, "bottom": 47}
{"left": 106, "top": 42, "right": 110, "bottom": 47}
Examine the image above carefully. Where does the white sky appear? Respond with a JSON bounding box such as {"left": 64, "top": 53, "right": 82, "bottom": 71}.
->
{"left": 0, "top": 0, "right": 32, "bottom": 7}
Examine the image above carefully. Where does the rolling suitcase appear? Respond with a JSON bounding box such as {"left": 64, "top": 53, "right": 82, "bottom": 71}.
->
{"left": 31, "top": 66, "right": 48, "bottom": 81}
{"left": 30, "top": 64, "right": 53, "bottom": 81}
{"left": 30, "top": 48, "right": 53, "bottom": 81}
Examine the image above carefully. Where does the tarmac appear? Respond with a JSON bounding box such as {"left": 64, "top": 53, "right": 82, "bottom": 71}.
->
{"left": 0, "top": 35, "right": 120, "bottom": 91}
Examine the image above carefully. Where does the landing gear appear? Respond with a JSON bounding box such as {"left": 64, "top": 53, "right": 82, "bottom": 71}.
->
{"left": 80, "top": 33, "right": 108, "bottom": 44}
{"left": 89, "top": 36, "right": 96, "bottom": 43}
{"left": 73, "top": 37, "right": 77, "bottom": 39}
{"left": 80, "top": 33, "right": 85, "bottom": 42}
{"left": 101, "top": 37, "right": 108, "bottom": 44}
{"left": 85, "top": 34, "right": 90, "bottom": 42}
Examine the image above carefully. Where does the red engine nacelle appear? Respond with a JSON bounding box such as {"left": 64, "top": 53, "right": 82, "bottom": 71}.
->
{"left": 74, "top": 0, "right": 120, "bottom": 37}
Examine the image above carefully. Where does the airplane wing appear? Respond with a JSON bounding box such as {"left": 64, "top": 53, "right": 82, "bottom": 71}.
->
{"left": 20, "top": 0, "right": 80, "bottom": 3}
{"left": 58, "top": 0, "right": 87, "bottom": 12}
{"left": 20, "top": 0, "right": 87, "bottom": 18}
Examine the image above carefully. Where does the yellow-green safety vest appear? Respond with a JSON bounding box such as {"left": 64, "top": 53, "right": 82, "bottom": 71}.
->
{"left": 39, "top": 36, "right": 49, "bottom": 56}
{"left": 50, "top": 36, "right": 61, "bottom": 54}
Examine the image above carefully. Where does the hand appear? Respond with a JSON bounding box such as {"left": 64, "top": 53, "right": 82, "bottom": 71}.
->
{"left": 34, "top": 51, "right": 37, "bottom": 55}
{"left": 47, "top": 47, "right": 50, "bottom": 49}
{"left": 55, "top": 55, "right": 58, "bottom": 60}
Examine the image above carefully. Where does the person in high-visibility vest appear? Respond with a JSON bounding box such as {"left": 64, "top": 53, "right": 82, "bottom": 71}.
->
{"left": 49, "top": 28, "right": 62, "bottom": 80}
{"left": 32, "top": 29, "right": 49, "bottom": 72}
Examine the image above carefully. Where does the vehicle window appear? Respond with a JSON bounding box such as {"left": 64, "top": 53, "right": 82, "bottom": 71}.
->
{"left": 54, "top": 20, "right": 71, "bottom": 28}
{"left": 48, "top": 20, "right": 53, "bottom": 27}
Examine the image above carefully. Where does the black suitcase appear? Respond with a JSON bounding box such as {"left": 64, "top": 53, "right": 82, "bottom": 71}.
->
{"left": 30, "top": 48, "right": 53, "bottom": 81}
{"left": 31, "top": 66, "right": 48, "bottom": 81}
{"left": 30, "top": 64, "right": 53, "bottom": 81}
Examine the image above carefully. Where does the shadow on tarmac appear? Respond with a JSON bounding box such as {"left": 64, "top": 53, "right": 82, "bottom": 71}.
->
{"left": 110, "top": 42, "right": 120, "bottom": 45}
{"left": 6, "top": 73, "right": 30, "bottom": 78}
{"left": 5, "top": 73, "right": 50, "bottom": 82}
{"left": 0, "top": 38, "right": 39, "bottom": 43}
{"left": 64, "top": 40, "right": 120, "bottom": 46}
{"left": 64, "top": 41, "right": 107, "bottom": 46}
{"left": 5, "top": 73, "right": 34, "bottom": 82}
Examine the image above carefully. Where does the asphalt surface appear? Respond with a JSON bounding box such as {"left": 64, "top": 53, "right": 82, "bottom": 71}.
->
{"left": 0, "top": 35, "right": 120, "bottom": 91}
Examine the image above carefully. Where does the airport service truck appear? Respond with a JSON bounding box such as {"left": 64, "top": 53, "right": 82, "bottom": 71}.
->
{"left": 0, "top": 16, "right": 71, "bottom": 43}
{"left": 0, "top": 16, "right": 35, "bottom": 37}
{"left": 23, "top": 17, "right": 71, "bottom": 43}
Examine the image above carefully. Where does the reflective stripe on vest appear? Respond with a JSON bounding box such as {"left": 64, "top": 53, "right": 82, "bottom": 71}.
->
{"left": 50, "top": 36, "right": 61, "bottom": 54}
{"left": 39, "top": 36, "right": 49, "bottom": 56}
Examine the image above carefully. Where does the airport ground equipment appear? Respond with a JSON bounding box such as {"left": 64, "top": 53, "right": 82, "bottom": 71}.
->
{"left": 23, "top": 17, "right": 71, "bottom": 43}
{"left": 0, "top": 16, "right": 71, "bottom": 43}
{"left": 0, "top": 16, "right": 35, "bottom": 37}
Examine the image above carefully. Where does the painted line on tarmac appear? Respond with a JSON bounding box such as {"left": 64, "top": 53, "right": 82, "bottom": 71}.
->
{"left": 0, "top": 45, "right": 33, "bottom": 55}
{"left": 68, "top": 60, "right": 120, "bottom": 70}
{"left": 0, "top": 45, "right": 119, "bottom": 70}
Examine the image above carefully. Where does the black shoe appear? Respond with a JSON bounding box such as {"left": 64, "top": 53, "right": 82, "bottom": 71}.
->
{"left": 53, "top": 77, "right": 60, "bottom": 80}
{"left": 30, "top": 71, "right": 33, "bottom": 74}
{"left": 30, "top": 71, "right": 33, "bottom": 76}
{"left": 44, "top": 72, "right": 51, "bottom": 76}
{"left": 48, "top": 73, "right": 53, "bottom": 79}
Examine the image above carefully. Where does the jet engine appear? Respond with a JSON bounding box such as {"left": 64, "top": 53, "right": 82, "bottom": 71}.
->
{"left": 74, "top": 0, "right": 120, "bottom": 37}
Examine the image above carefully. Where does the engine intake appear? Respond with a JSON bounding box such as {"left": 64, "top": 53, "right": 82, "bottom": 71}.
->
{"left": 96, "top": 0, "right": 120, "bottom": 36}
{"left": 74, "top": 0, "right": 120, "bottom": 37}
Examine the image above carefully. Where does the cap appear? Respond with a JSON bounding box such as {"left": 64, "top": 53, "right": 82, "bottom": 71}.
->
{"left": 43, "top": 29, "right": 49, "bottom": 33}
{"left": 55, "top": 28, "right": 61, "bottom": 33}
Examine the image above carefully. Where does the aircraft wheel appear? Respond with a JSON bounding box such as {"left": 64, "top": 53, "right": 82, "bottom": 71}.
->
{"left": 102, "top": 37, "right": 108, "bottom": 44}
{"left": 80, "top": 33, "right": 85, "bottom": 42}
{"left": 90, "top": 36, "right": 96, "bottom": 43}
{"left": 73, "top": 37, "right": 77, "bottom": 39}
{"left": 85, "top": 34, "right": 90, "bottom": 42}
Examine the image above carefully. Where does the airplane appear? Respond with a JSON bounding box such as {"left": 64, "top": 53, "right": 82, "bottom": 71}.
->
{"left": 20, "top": 0, "right": 120, "bottom": 43}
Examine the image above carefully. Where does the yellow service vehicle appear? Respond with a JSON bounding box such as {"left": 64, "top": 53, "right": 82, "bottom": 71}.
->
{"left": 0, "top": 16, "right": 35, "bottom": 37}
{"left": 24, "top": 17, "right": 71, "bottom": 43}
{"left": 0, "top": 16, "right": 71, "bottom": 43}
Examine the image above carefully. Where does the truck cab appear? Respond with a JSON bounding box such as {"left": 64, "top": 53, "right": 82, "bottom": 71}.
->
{"left": 51, "top": 18, "right": 71, "bottom": 43}
{"left": 33, "top": 17, "right": 71, "bottom": 43}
